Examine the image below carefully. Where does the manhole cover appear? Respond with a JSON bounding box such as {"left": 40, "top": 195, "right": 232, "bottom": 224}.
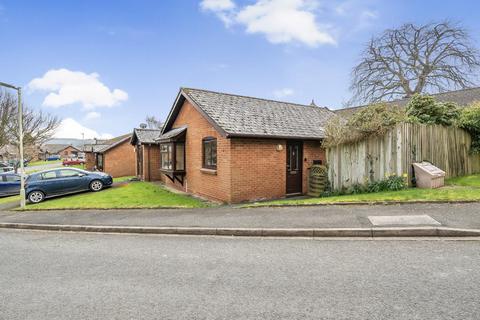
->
{"left": 368, "top": 215, "right": 441, "bottom": 226}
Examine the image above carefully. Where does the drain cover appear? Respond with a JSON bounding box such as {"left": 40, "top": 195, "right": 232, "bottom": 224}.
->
{"left": 368, "top": 215, "right": 441, "bottom": 226}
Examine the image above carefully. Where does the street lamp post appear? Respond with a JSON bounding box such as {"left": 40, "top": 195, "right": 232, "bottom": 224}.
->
{"left": 0, "top": 81, "right": 25, "bottom": 208}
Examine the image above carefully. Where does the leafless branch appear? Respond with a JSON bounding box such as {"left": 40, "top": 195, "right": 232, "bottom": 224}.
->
{"left": 350, "top": 21, "right": 480, "bottom": 105}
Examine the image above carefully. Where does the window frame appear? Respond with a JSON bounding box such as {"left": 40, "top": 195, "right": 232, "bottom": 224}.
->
{"left": 202, "top": 137, "right": 217, "bottom": 170}
{"left": 159, "top": 142, "right": 185, "bottom": 173}
{"left": 41, "top": 171, "right": 58, "bottom": 180}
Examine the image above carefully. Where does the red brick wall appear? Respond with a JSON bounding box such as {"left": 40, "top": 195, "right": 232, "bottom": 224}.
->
{"left": 163, "top": 100, "right": 325, "bottom": 203}
{"left": 103, "top": 139, "right": 136, "bottom": 178}
{"left": 230, "top": 139, "right": 286, "bottom": 202}
{"left": 141, "top": 144, "right": 164, "bottom": 182}
{"left": 164, "top": 100, "right": 232, "bottom": 202}
{"left": 85, "top": 152, "right": 95, "bottom": 171}
{"left": 61, "top": 146, "right": 80, "bottom": 159}
{"left": 302, "top": 140, "right": 326, "bottom": 193}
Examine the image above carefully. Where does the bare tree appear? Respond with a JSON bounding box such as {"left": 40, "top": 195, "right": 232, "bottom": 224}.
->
{"left": 0, "top": 89, "right": 60, "bottom": 151}
{"left": 145, "top": 115, "right": 163, "bottom": 129}
{"left": 0, "top": 90, "right": 17, "bottom": 148}
{"left": 350, "top": 21, "right": 480, "bottom": 104}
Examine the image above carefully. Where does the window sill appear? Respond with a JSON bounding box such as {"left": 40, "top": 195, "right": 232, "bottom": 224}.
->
{"left": 160, "top": 169, "right": 185, "bottom": 175}
{"left": 200, "top": 168, "right": 217, "bottom": 175}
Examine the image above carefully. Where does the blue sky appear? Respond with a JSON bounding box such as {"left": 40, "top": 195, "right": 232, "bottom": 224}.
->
{"left": 0, "top": 0, "right": 479, "bottom": 139}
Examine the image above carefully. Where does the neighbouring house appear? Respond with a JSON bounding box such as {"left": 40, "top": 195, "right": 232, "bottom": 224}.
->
{"left": 39, "top": 144, "right": 81, "bottom": 160}
{"left": 156, "top": 88, "right": 337, "bottom": 203}
{"left": 130, "top": 127, "right": 163, "bottom": 182}
{"left": 336, "top": 87, "right": 480, "bottom": 118}
{"left": 84, "top": 134, "right": 135, "bottom": 178}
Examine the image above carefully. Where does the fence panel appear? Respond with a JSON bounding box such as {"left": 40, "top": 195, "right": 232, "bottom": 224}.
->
{"left": 326, "top": 123, "right": 480, "bottom": 190}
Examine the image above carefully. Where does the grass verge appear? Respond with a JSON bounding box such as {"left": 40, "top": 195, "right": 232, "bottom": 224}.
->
{"left": 245, "top": 174, "right": 480, "bottom": 207}
{"left": 23, "top": 181, "right": 210, "bottom": 210}
{"left": 27, "top": 160, "right": 61, "bottom": 167}
{"left": 0, "top": 195, "right": 19, "bottom": 205}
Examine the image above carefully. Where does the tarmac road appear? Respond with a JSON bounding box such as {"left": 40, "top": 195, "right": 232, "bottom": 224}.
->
{"left": 0, "top": 229, "right": 479, "bottom": 320}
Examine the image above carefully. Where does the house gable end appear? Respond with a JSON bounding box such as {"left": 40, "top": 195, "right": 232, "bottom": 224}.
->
{"left": 162, "top": 89, "right": 228, "bottom": 138}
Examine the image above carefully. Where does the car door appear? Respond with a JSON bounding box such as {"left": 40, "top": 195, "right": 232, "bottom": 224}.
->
{"left": 57, "top": 169, "right": 90, "bottom": 193}
{"left": 39, "top": 170, "right": 63, "bottom": 196}
{"left": 0, "top": 175, "right": 8, "bottom": 196}
{"left": 3, "top": 174, "right": 21, "bottom": 196}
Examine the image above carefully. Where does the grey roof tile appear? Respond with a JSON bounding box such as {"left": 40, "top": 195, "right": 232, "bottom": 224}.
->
{"left": 157, "top": 126, "right": 187, "bottom": 141}
{"left": 180, "top": 88, "right": 337, "bottom": 139}
{"left": 133, "top": 128, "right": 161, "bottom": 144}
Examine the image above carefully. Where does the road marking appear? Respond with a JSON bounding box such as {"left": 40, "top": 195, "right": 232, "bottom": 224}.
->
{"left": 368, "top": 215, "right": 441, "bottom": 226}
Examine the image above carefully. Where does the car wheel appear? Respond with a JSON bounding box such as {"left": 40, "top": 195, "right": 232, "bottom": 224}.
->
{"left": 89, "top": 180, "right": 104, "bottom": 192}
{"left": 28, "top": 191, "right": 45, "bottom": 203}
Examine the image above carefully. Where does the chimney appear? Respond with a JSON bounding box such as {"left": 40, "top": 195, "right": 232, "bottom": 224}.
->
{"left": 139, "top": 123, "right": 147, "bottom": 129}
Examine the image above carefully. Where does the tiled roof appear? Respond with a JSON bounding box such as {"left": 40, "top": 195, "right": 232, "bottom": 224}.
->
{"left": 41, "top": 144, "right": 79, "bottom": 154}
{"left": 84, "top": 134, "right": 132, "bottom": 153}
{"left": 157, "top": 126, "right": 187, "bottom": 142}
{"left": 131, "top": 128, "right": 161, "bottom": 144}
{"left": 336, "top": 87, "right": 480, "bottom": 118}
{"left": 84, "top": 144, "right": 110, "bottom": 153}
{"left": 163, "top": 88, "right": 338, "bottom": 140}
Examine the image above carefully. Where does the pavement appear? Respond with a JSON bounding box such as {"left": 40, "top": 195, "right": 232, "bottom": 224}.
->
{"left": 1, "top": 202, "right": 480, "bottom": 237}
{"left": 1, "top": 229, "right": 479, "bottom": 319}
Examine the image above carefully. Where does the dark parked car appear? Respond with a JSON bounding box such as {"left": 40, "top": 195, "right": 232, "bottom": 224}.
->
{"left": 47, "top": 155, "right": 61, "bottom": 161}
{"left": 0, "top": 173, "right": 21, "bottom": 197}
{"left": 25, "top": 168, "right": 113, "bottom": 203}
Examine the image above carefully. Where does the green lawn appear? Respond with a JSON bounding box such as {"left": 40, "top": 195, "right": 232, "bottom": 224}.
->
{"left": 446, "top": 174, "right": 480, "bottom": 187}
{"left": 28, "top": 160, "right": 61, "bottom": 166}
{"left": 0, "top": 195, "right": 19, "bottom": 204}
{"left": 245, "top": 174, "right": 480, "bottom": 207}
{"left": 24, "top": 181, "right": 210, "bottom": 210}
{"left": 113, "top": 176, "right": 135, "bottom": 183}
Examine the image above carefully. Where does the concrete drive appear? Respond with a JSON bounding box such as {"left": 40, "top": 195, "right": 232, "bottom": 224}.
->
{"left": 1, "top": 229, "right": 479, "bottom": 319}
{"left": 0, "top": 203, "right": 479, "bottom": 237}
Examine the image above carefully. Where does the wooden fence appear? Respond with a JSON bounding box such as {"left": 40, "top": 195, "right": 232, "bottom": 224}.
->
{"left": 326, "top": 123, "right": 480, "bottom": 190}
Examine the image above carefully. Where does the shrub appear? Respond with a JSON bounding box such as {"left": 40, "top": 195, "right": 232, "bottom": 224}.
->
{"left": 320, "top": 174, "right": 407, "bottom": 197}
{"left": 457, "top": 102, "right": 480, "bottom": 154}
{"left": 348, "top": 103, "right": 405, "bottom": 135}
{"left": 323, "top": 103, "right": 405, "bottom": 147}
{"left": 406, "top": 94, "right": 460, "bottom": 126}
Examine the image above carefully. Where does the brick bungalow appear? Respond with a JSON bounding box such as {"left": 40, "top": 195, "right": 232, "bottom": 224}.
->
{"left": 157, "top": 88, "right": 337, "bottom": 203}
{"left": 130, "top": 128, "right": 164, "bottom": 182}
{"left": 84, "top": 134, "right": 135, "bottom": 178}
{"left": 40, "top": 144, "right": 81, "bottom": 160}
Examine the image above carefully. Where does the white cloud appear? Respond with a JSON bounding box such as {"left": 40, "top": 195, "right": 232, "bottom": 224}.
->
{"left": 201, "top": 0, "right": 381, "bottom": 46}
{"left": 200, "top": 0, "right": 336, "bottom": 47}
{"left": 236, "top": 0, "right": 335, "bottom": 47}
{"left": 200, "top": 0, "right": 236, "bottom": 26}
{"left": 54, "top": 118, "right": 113, "bottom": 140}
{"left": 28, "top": 68, "right": 128, "bottom": 109}
{"left": 273, "top": 88, "right": 295, "bottom": 98}
{"left": 85, "top": 111, "right": 101, "bottom": 120}
{"left": 334, "top": 1, "right": 378, "bottom": 31}
{"left": 200, "top": 0, "right": 235, "bottom": 11}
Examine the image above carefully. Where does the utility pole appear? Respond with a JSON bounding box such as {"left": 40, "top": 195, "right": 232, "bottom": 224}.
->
{"left": 0, "top": 81, "right": 26, "bottom": 208}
